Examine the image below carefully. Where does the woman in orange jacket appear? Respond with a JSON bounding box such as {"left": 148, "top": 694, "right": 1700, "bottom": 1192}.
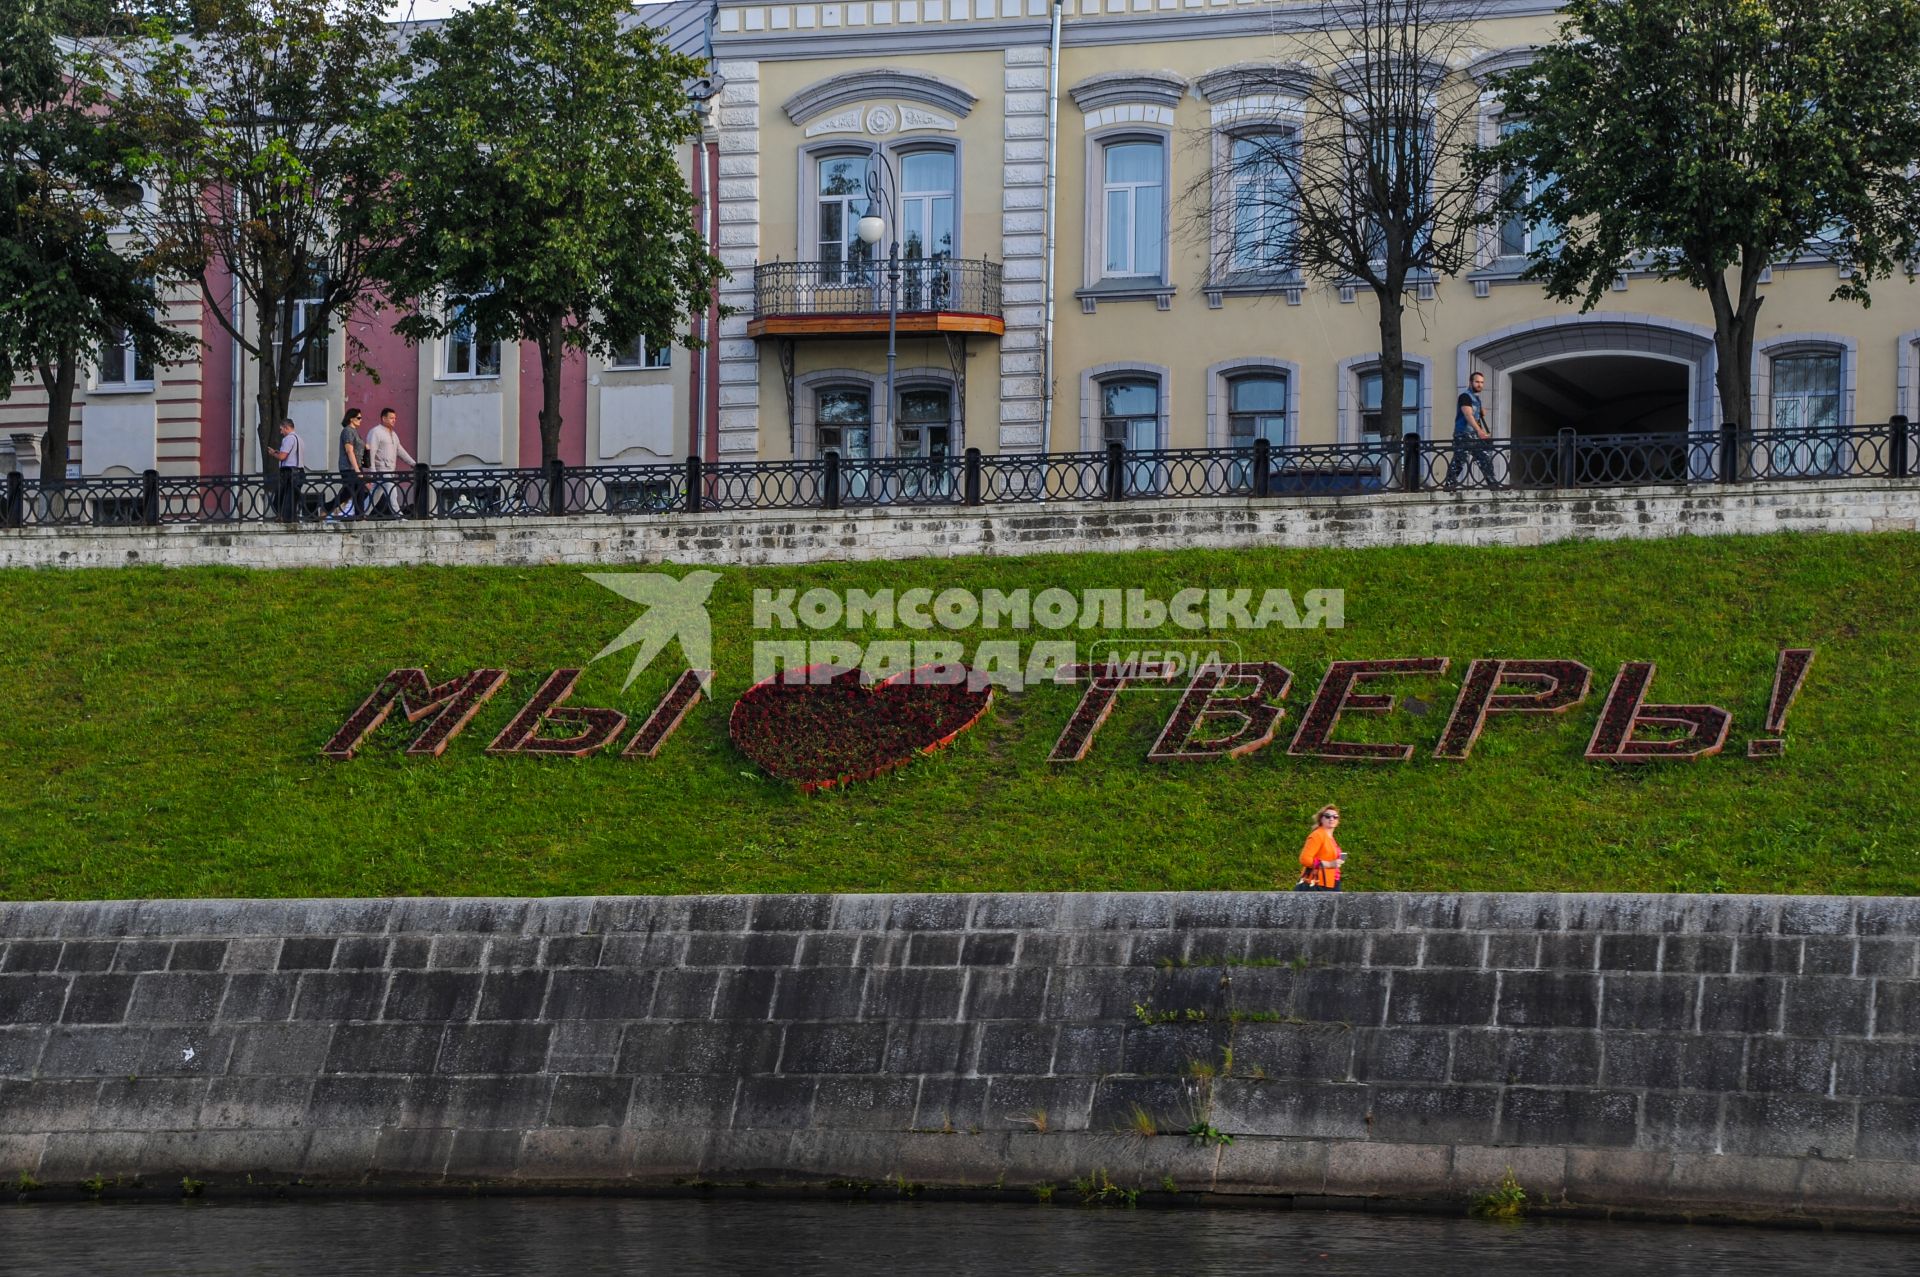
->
{"left": 1294, "top": 805, "right": 1345, "bottom": 892}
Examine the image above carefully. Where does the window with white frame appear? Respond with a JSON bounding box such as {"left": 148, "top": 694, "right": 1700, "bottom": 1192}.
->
{"left": 1101, "top": 139, "right": 1166, "bottom": 280}
{"left": 817, "top": 152, "right": 874, "bottom": 283}
{"left": 279, "top": 263, "right": 330, "bottom": 386}
{"left": 1496, "top": 119, "right": 1556, "bottom": 260}
{"left": 1227, "top": 373, "right": 1289, "bottom": 448}
{"left": 1227, "top": 131, "right": 1296, "bottom": 275}
{"left": 1771, "top": 351, "right": 1843, "bottom": 432}
{"left": 1358, "top": 367, "right": 1422, "bottom": 442}
{"left": 97, "top": 308, "right": 155, "bottom": 388}
{"left": 899, "top": 149, "right": 956, "bottom": 263}
{"left": 442, "top": 298, "right": 501, "bottom": 379}
{"left": 610, "top": 334, "right": 671, "bottom": 369}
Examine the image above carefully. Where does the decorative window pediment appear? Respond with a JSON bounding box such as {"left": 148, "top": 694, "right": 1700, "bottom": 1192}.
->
{"left": 1464, "top": 47, "right": 1542, "bottom": 88}
{"left": 782, "top": 69, "right": 978, "bottom": 126}
{"left": 1068, "top": 69, "right": 1189, "bottom": 114}
{"left": 1193, "top": 62, "right": 1318, "bottom": 105}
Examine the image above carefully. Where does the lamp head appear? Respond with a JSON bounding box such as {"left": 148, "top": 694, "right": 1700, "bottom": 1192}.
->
{"left": 856, "top": 213, "right": 885, "bottom": 246}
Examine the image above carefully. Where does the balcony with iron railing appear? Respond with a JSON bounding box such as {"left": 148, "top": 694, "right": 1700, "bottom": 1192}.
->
{"left": 747, "top": 257, "right": 1005, "bottom": 339}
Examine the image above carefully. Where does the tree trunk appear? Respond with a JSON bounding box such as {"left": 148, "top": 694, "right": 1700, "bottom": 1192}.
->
{"left": 1706, "top": 262, "right": 1765, "bottom": 433}
{"left": 255, "top": 307, "right": 291, "bottom": 477}
{"left": 1376, "top": 287, "right": 1407, "bottom": 443}
{"left": 36, "top": 347, "right": 80, "bottom": 487}
{"left": 536, "top": 315, "right": 566, "bottom": 466}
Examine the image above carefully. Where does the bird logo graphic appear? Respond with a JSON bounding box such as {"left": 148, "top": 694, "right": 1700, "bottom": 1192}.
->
{"left": 586, "top": 571, "right": 722, "bottom": 688}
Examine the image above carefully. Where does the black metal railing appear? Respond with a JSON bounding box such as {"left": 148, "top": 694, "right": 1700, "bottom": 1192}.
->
{"left": 752, "top": 258, "right": 1004, "bottom": 321}
{"left": 0, "top": 420, "right": 1910, "bottom": 531}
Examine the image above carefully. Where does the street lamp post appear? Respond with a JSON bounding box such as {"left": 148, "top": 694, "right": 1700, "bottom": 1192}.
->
{"left": 856, "top": 158, "right": 900, "bottom": 456}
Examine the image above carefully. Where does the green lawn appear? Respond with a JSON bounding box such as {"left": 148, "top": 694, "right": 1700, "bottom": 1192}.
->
{"left": 1, "top": 532, "right": 1915, "bottom": 901}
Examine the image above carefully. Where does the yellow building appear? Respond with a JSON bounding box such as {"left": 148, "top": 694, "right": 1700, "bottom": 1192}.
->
{"left": 711, "top": 0, "right": 1920, "bottom": 473}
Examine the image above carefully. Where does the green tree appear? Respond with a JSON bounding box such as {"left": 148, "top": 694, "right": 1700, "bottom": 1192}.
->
{"left": 0, "top": 0, "right": 189, "bottom": 482}
{"left": 1486, "top": 0, "right": 1920, "bottom": 431}
{"left": 123, "top": 0, "right": 402, "bottom": 473}
{"left": 368, "top": 0, "right": 723, "bottom": 466}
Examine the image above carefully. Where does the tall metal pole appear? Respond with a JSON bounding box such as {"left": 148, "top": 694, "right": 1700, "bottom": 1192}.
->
{"left": 886, "top": 239, "right": 899, "bottom": 451}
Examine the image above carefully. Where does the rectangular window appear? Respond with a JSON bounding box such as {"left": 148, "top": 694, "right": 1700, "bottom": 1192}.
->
{"left": 1497, "top": 120, "right": 1556, "bottom": 259}
{"left": 1101, "top": 140, "right": 1165, "bottom": 279}
{"left": 1228, "top": 133, "right": 1295, "bottom": 274}
{"left": 275, "top": 262, "right": 332, "bottom": 386}
{"left": 443, "top": 298, "right": 502, "bottom": 379}
{"left": 97, "top": 317, "right": 154, "bottom": 388}
{"left": 611, "top": 336, "right": 672, "bottom": 369}
{"left": 817, "top": 154, "right": 874, "bottom": 283}
{"left": 1359, "top": 369, "right": 1421, "bottom": 441}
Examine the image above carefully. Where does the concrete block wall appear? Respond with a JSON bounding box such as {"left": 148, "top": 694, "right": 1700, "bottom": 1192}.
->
{"left": 1, "top": 478, "right": 1917, "bottom": 571}
{"left": 1, "top": 892, "right": 1917, "bottom": 1224}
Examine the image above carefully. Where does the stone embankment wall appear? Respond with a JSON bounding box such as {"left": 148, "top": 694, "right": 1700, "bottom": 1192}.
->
{"left": 1, "top": 892, "right": 1916, "bottom": 1226}
{"left": 1, "top": 479, "right": 1916, "bottom": 570}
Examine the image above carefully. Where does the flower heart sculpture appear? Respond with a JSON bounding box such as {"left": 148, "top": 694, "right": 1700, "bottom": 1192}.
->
{"left": 729, "top": 663, "right": 993, "bottom": 792}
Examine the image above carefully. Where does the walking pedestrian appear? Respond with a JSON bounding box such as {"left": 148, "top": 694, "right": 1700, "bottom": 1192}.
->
{"left": 268, "top": 419, "right": 305, "bottom": 519}
{"left": 1446, "top": 370, "right": 1499, "bottom": 489}
{"left": 1293, "top": 805, "right": 1346, "bottom": 892}
{"left": 364, "top": 406, "right": 416, "bottom": 518}
{"left": 326, "top": 408, "right": 369, "bottom": 522}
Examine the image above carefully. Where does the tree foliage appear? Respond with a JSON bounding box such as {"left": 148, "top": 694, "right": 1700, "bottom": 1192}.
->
{"left": 1187, "top": 0, "right": 1486, "bottom": 441}
{"left": 0, "top": 0, "right": 189, "bottom": 481}
{"left": 123, "top": 0, "right": 402, "bottom": 472}
{"left": 1486, "top": 0, "right": 1920, "bottom": 430}
{"left": 366, "top": 0, "right": 723, "bottom": 466}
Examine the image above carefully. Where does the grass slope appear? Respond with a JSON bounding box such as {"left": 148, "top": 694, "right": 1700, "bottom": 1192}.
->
{"left": 0, "top": 532, "right": 1915, "bottom": 901}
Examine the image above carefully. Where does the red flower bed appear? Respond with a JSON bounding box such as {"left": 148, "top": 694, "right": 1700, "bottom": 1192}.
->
{"left": 729, "top": 663, "right": 993, "bottom": 792}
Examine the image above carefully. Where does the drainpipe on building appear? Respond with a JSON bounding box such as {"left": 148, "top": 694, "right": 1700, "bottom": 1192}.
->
{"left": 695, "top": 124, "right": 718, "bottom": 460}
{"left": 228, "top": 274, "right": 243, "bottom": 474}
{"left": 1039, "top": 0, "right": 1063, "bottom": 459}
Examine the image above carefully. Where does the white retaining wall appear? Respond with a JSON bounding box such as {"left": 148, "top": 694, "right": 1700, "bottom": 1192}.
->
{"left": 1, "top": 480, "right": 1916, "bottom": 570}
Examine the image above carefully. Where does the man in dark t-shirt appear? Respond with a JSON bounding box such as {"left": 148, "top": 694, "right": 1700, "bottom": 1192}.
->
{"left": 1446, "top": 370, "right": 1498, "bottom": 489}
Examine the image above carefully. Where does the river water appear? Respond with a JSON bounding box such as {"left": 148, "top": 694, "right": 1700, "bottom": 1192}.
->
{"left": 0, "top": 1198, "right": 1911, "bottom": 1275}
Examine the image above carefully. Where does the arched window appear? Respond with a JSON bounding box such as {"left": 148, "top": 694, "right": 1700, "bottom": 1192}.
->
{"left": 1358, "top": 367, "right": 1421, "bottom": 442}
{"left": 1227, "top": 373, "right": 1289, "bottom": 448}
{"left": 1767, "top": 346, "right": 1846, "bottom": 476}
{"left": 896, "top": 385, "right": 953, "bottom": 461}
{"left": 816, "top": 385, "right": 872, "bottom": 460}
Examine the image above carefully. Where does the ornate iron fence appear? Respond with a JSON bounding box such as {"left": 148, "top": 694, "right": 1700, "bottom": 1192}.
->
{"left": 0, "top": 421, "right": 1911, "bottom": 531}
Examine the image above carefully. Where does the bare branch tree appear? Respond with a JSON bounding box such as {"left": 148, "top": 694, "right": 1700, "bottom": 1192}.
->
{"left": 1185, "top": 0, "right": 1488, "bottom": 444}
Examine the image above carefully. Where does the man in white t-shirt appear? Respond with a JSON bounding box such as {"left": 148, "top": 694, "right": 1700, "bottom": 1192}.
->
{"left": 364, "top": 406, "right": 417, "bottom": 518}
{"left": 267, "top": 418, "right": 305, "bottom": 518}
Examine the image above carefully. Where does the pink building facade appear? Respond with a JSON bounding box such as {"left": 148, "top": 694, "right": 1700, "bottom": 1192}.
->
{"left": 0, "top": 2, "right": 722, "bottom": 481}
